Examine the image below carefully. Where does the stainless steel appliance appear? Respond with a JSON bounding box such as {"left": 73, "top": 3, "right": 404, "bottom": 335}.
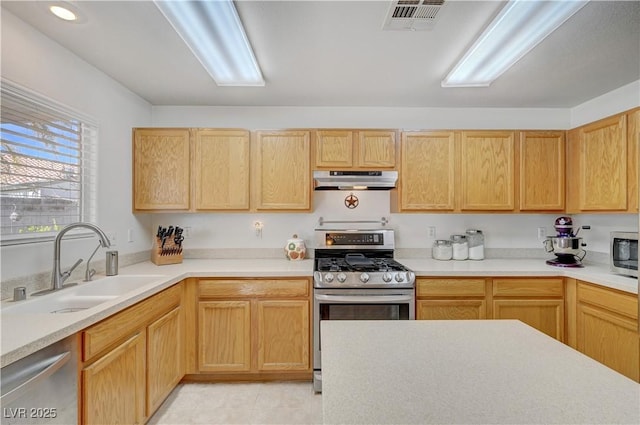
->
{"left": 313, "top": 170, "right": 398, "bottom": 190}
{"left": 1, "top": 335, "right": 78, "bottom": 424}
{"left": 610, "top": 231, "right": 638, "bottom": 278}
{"left": 312, "top": 229, "right": 415, "bottom": 392}
{"left": 544, "top": 216, "right": 590, "bottom": 267}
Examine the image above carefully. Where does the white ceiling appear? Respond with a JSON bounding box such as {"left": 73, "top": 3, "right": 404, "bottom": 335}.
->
{"left": 2, "top": 0, "right": 639, "bottom": 108}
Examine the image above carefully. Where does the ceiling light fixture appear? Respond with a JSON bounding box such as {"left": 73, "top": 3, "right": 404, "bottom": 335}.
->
{"left": 50, "top": 5, "right": 77, "bottom": 21}
{"left": 154, "top": 0, "right": 264, "bottom": 87}
{"left": 442, "top": 0, "right": 589, "bottom": 88}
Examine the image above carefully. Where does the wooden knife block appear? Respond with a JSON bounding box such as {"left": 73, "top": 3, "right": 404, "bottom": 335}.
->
{"left": 151, "top": 236, "right": 183, "bottom": 266}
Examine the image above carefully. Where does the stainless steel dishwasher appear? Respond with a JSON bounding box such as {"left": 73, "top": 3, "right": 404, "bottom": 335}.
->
{"left": 1, "top": 335, "right": 78, "bottom": 424}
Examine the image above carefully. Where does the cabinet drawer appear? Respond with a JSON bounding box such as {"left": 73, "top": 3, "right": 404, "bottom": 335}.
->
{"left": 577, "top": 281, "right": 638, "bottom": 320}
{"left": 492, "top": 278, "right": 563, "bottom": 297}
{"left": 416, "top": 278, "right": 486, "bottom": 297}
{"left": 83, "top": 284, "right": 182, "bottom": 362}
{"left": 199, "top": 279, "right": 310, "bottom": 298}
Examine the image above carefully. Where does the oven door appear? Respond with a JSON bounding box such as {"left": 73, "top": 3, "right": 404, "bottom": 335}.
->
{"left": 312, "top": 288, "right": 415, "bottom": 391}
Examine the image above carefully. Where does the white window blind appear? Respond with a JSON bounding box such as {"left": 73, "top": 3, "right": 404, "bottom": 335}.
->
{"left": 0, "top": 81, "right": 98, "bottom": 245}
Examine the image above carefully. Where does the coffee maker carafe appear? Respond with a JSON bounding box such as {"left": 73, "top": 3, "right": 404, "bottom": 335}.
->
{"left": 543, "top": 216, "right": 590, "bottom": 267}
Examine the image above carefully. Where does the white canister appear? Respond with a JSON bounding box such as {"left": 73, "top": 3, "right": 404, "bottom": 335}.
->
{"left": 466, "top": 229, "right": 485, "bottom": 260}
{"left": 451, "top": 234, "right": 468, "bottom": 260}
{"left": 285, "top": 234, "right": 306, "bottom": 261}
{"left": 432, "top": 240, "right": 453, "bottom": 261}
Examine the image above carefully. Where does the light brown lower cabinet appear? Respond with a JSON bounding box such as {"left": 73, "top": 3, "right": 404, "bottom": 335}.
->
{"left": 81, "top": 283, "right": 184, "bottom": 424}
{"left": 196, "top": 278, "right": 311, "bottom": 378}
{"left": 575, "top": 281, "right": 639, "bottom": 382}
{"left": 147, "top": 306, "right": 184, "bottom": 414}
{"left": 82, "top": 332, "right": 146, "bottom": 425}
{"left": 416, "top": 278, "right": 487, "bottom": 320}
{"left": 492, "top": 278, "right": 564, "bottom": 341}
{"left": 417, "top": 277, "right": 565, "bottom": 342}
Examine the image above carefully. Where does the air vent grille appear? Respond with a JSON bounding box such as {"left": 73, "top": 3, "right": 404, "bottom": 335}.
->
{"left": 383, "top": 0, "right": 446, "bottom": 31}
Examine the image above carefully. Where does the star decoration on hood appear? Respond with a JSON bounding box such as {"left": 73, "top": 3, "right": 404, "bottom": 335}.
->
{"left": 344, "top": 193, "right": 359, "bottom": 209}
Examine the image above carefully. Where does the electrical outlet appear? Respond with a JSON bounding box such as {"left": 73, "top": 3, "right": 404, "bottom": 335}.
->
{"left": 184, "top": 226, "right": 191, "bottom": 238}
{"left": 107, "top": 232, "right": 117, "bottom": 247}
{"left": 254, "top": 221, "right": 264, "bottom": 238}
{"left": 428, "top": 226, "right": 436, "bottom": 238}
{"left": 127, "top": 229, "right": 133, "bottom": 243}
{"left": 537, "top": 227, "right": 546, "bottom": 240}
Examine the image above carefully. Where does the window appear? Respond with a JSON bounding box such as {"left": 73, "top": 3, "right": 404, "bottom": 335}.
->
{"left": 0, "top": 80, "right": 98, "bottom": 245}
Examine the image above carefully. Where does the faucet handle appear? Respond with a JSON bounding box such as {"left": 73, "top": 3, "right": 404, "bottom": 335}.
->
{"left": 63, "top": 258, "right": 83, "bottom": 280}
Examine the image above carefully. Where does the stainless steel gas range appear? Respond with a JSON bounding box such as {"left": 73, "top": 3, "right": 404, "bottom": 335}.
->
{"left": 312, "top": 229, "right": 415, "bottom": 392}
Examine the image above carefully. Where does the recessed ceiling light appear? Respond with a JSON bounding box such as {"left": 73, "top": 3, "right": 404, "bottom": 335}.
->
{"left": 46, "top": 2, "right": 86, "bottom": 23}
{"left": 50, "top": 5, "right": 76, "bottom": 21}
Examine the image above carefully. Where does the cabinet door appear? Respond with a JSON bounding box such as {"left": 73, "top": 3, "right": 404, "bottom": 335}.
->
{"left": 133, "top": 128, "right": 191, "bottom": 211}
{"left": 493, "top": 299, "right": 564, "bottom": 341}
{"left": 194, "top": 129, "right": 250, "bottom": 210}
{"left": 82, "top": 333, "right": 146, "bottom": 425}
{"left": 147, "top": 306, "right": 184, "bottom": 416}
{"left": 570, "top": 114, "right": 627, "bottom": 211}
{"left": 256, "top": 300, "right": 310, "bottom": 371}
{"left": 400, "top": 131, "right": 456, "bottom": 210}
{"left": 576, "top": 282, "right": 639, "bottom": 381}
{"left": 253, "top": 131, "right": 311, "bottom": 210}
{"left": 417, "top": 300, "right": 487, "bottom": 320}
{"left": 519, "top": 131, "right": 565, "bottom": 210}
{"left": 460, "top": 131, "right": 515, "bottom": 210}
{"left": 358, "top": 130, "right": 396, "bottom": 168}
{"left": 627, "top": 109, "right": 639, "bottom": 212}
{"left": 577, "top": 303, "right": 639, "bottom": 382}
{"left": 315, "top": 130, "right": 353, "bottom": 168}
{"left": 198, "top": 301, "right": 251, "bottom": 372}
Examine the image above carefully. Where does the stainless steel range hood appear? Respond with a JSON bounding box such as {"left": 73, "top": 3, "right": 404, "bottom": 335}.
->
{"left": 313, "top": 170, "right": 398, "bottom": 190}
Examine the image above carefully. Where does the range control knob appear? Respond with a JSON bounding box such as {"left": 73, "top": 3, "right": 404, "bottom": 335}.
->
{"left": 382, "top": 272, "right": 392, "bottom": 282}
{"left": 406, "top": 272, "right": 415, "bottom": 284}
{"left": 360, "top": 272, "right": 370, "bottom": 283}
{"left": 337, "top": 272, "right": 347, "bottom": 283}
{"left": 395, "top": 273, "right": 405, "bottom": 283}
{"left": 324, "top": 273, "right": 334, "bottom": 283}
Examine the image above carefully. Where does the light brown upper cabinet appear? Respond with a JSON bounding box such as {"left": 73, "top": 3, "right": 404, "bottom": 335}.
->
{"left": 519, "top": 131, "right": 565, "bottom": 211}
{"left": 626, "top": 108, "right": 639, "bottom": 212}
{"left": 315, "top": 130, "right": 396, "bottom": 169}
{"left": 460, "top": 131, "right": 516, "bottom": 211}
{"left": 193, "top": 129, "right": 250, "bottom": 210}
{"left": 133, "top": 128, "right": 251, "bottom": 212}
{"left": 253, "top": 130, "right": 311, "bottom": 211}
{"left": 133, "top": 128, "right": 191, "bottom": 211}
{"left": 566, "top": 110, "right": 638, "bottom": 212}
{"left": 398, "top": 131, "right": 456, "bottom": 211}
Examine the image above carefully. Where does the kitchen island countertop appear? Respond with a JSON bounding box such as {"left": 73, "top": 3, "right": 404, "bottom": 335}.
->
{"left": 322, "top": 320, "right": 640, "bottom": 424}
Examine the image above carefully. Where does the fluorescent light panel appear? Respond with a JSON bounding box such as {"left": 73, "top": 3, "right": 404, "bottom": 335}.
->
{"left": 442, "top": 0, "right": 589, "bottom": 87}
{"left": 154, "top": 0, "right": 264, "bottom": 86}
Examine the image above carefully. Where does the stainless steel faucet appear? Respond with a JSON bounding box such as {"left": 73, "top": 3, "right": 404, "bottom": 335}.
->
{"left": 51, "top": 222, "right": 111, "bottom": 291}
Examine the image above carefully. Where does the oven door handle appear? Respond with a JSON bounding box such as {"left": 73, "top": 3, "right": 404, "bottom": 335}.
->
{"left": 314, "top": 294, "right": 413, "bottom": 304}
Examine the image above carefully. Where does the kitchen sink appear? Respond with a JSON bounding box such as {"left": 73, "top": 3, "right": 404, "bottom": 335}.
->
{"left": 3, "top": 274, "right": 166, "bottom": 314}
{"left": 3, "top": 294, "right": 119, "bottom": 314}
{"left": 71, "top": 275, "right": 166, "bottom": 296}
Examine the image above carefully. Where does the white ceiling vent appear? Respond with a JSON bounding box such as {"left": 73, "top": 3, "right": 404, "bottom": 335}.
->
{"left": 383, "top": 0, "right": 446, "bottom": 31}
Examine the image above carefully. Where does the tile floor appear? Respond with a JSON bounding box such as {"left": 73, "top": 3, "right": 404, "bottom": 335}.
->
{"left": 148, "top": 381, "right": 323, "bottom": 425}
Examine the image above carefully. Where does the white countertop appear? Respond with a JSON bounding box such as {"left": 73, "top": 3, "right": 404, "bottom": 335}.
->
{"left": 0, "top": 259, "right": 312, "bottom": 367}
{"left": 399, "top": 258, "right": 639, "bottom": 294}
{"left": 321, "top": 320, "right": 640, "bottom": 424}
{"left": 1, "top": 257, "right": 637, "bottom": 368}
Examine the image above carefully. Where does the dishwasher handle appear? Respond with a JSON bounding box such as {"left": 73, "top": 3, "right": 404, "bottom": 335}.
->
{"left": 1, "top": 351, "right": 71, "bottom": 405}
